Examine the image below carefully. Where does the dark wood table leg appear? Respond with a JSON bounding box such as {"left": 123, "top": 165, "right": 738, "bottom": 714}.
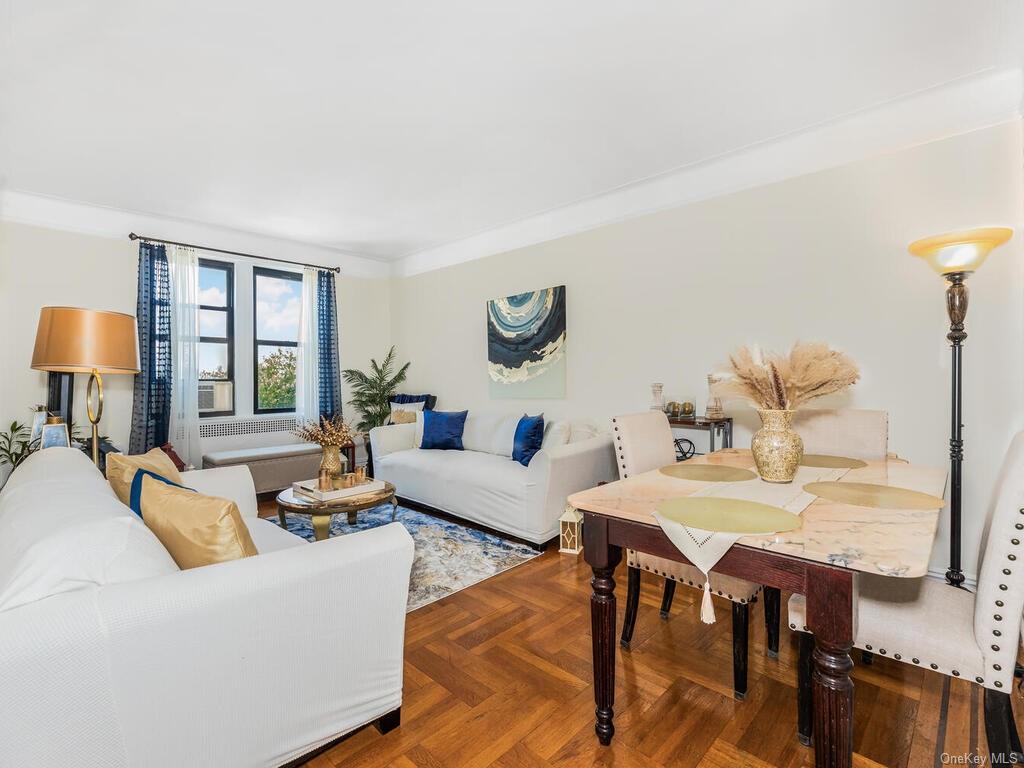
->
{"left": 583, "top": 513, "right": 623, "bottom": 746}
{"left": 805, "top": 564, "right": 855, "bottom": 768}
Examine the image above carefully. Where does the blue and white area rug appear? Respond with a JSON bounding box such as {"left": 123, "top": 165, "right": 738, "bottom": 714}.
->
{"left": 275, "top": 504, "right": 541, "bottom": 611}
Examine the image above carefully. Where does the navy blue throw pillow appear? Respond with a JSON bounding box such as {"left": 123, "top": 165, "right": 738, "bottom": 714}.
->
{"left": 128, "top": 469, "right": 194, "bottom": 518}
{"left": 512, "top": 414, "right": 545, "bottom": 467}
{"left": 420, "top": 410, "right": 468, "bottom": 450}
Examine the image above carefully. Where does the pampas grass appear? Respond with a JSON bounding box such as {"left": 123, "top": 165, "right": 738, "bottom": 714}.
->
{"left": 712, "top": 342, "right": 859, "bottom": 411}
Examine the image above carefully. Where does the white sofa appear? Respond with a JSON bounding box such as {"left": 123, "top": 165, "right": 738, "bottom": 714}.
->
{"left": 0, "top": 448, "right": 414, "bottom": 768}
{"left": 370, "top": 414, "right": 616, "bottom": 545}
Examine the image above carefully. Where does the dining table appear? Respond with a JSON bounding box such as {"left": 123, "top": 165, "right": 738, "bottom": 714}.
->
{"left": 568, "top": 448, "right": 948, "bottom": 768}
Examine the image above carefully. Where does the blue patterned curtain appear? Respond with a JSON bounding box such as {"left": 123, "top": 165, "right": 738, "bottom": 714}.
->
{"left": 317, "top": 270, "right": 342, "bottom": 419}
{"left": 128, "top": 242, "right": 172, "bottom": 454}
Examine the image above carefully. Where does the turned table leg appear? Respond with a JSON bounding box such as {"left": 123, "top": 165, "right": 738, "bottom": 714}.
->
{"left": 805, "top": 564, "right": 855, "bottom": 768}
{"left": 583, "top": 513, "right": 622, "bottom": 746}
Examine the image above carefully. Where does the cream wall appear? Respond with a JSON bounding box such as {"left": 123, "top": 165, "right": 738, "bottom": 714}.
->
{"left": 390, "top": 121, "right": 1024, "bottom": 580}
{"left": 0, "top": 221, "right": 390, "bottom": 462}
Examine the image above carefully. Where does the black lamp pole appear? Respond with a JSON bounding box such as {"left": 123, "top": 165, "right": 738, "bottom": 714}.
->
{"left": 945, "top": 272, "right": 968, "bottom": 588}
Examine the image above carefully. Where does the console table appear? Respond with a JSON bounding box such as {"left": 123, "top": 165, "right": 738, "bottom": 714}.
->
{"left": 667, "top": 415, "right": 733, "bottom": 453}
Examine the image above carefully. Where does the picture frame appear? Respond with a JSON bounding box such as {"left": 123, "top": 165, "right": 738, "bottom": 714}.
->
{"left": 39, "top": 422, "right": 70, "bottom": 450}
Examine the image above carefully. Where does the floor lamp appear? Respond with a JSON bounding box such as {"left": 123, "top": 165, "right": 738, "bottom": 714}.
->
{"left": 908, "top": 226, "right": 1013, "bottom": 588}
{"left": 31, "top": 307, "right": 140, "bottom": 466}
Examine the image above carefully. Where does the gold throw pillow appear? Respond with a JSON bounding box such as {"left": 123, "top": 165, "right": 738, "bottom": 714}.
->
{"left": 391, "top": 409, "right": 418, "bottom": 425}
{"left": 106, "top": 448, "right": 183, "bottom": 506}
{"left": 138, "top": 477, "right": 258, "bottom": 570}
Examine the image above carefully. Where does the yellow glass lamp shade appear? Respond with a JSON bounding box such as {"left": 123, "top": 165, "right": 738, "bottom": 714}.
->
{"left": 31, "top": 307, "right": 140, "bottom": 374}
{"left": 908, "top": 227, "right": 1013, "bottom": 276}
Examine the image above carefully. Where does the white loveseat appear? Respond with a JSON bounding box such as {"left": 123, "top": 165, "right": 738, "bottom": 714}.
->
{"left": 370, "top": 414, "right": 616, "bottom": 545}
{"left": 0, "top": 448, "right": 414, "bottom": 768}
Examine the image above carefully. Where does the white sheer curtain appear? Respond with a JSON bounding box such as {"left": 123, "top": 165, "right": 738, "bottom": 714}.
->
{"left": 168, "top": 245, "right": 203, "bottom": 469}
{"left": 296, "top": 267, "right": 320, "bottom": 424}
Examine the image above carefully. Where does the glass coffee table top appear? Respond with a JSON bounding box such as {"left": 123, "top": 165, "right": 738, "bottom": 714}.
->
{"left": 275, "top": 481, "right": 397, "bottom": 541}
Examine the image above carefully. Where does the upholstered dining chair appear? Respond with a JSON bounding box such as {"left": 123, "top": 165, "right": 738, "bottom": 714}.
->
{"left": 792, "top": 408, "right": 889, "bottom": 461}
{"left": 613, "top": 411, "right": 781, "bottom": 700}
{"left": 790, "top": 430, "right": 1024, "bottom": 764}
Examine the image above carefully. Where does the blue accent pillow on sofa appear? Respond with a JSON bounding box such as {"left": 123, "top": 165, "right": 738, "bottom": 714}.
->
{"left": 420, "top": 410, "right": 468, "bottom": 450}
{"left": 512, "top": 414, "right": 545, "bottom": 467}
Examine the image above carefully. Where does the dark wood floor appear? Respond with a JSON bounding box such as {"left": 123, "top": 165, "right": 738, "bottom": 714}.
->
{"left": 261, "top": 504, "right": 1019, "bottom": 767}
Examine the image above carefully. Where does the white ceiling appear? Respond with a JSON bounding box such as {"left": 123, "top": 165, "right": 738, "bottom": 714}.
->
{"left": 2, "top": 1, "right": 1022, "bottom": 268}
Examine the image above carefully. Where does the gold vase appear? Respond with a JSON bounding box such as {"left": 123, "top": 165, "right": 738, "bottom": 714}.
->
{"left": 320, "top": 445, "right": 343, "bottom": 479}
{"left": 751, "top": 410, "right": 803, "bottom": 483}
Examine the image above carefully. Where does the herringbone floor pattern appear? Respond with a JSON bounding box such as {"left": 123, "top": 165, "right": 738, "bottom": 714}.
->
{"left": 264, "top": 503, "right": 1020, "bottom": 767}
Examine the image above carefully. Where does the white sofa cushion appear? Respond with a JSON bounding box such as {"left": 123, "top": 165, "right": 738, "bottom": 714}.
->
{"left": 0, "top": 486, "right": 179, "bottom": 612}
{"left": 0, "top": 450, "right": 179, "bottom": 612}
{"left": 0, "top": 446, "right": 103, "bottom": 500}
{"left": 243, "top": 517, "right": 306, "bottom": 553}
{"left": 542, "top": 421, "right": 571, "bottom": 449}
{"left": 462, "top": 413, "right": 506, "bottom": 454}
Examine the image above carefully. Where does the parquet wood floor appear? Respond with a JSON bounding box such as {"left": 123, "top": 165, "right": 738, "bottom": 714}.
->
{"left": 263, "top": 504, "right": 1020, "bottom": 768}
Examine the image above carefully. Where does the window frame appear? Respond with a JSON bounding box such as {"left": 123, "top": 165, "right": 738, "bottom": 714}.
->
{"left": 198, "top": 258, "right": 235, "bottom": 418}
{"left": 252, "top": 265, "right": 302, "bottom": 415}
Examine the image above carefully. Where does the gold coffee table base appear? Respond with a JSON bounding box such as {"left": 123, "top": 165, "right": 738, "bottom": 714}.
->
{"left": 275, "top": 481, "right": 398, "bottom": 541}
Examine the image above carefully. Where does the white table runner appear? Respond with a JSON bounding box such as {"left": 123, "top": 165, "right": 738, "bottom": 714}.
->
{"left": 653, "top": 465, "right": 847, "bottom": 623}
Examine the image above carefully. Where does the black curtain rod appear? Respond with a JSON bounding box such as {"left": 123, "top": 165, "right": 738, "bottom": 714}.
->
{"left": 128, "top": 232, "right": 341, "bottom": 273}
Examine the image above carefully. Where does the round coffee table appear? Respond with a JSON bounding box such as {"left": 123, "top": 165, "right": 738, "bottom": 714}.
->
{"left": 275, "top": 481, "right": 397, "bottom": 541}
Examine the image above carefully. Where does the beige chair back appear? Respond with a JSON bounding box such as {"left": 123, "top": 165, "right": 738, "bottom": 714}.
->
{"left": 973, "top": 430, "right": 1024, "bottom": 690}
{"left": 611, "top": 412, "right": 677, "bottom": 479}
{"left": 793, "top": 409, "right": 888, "bottom": 461}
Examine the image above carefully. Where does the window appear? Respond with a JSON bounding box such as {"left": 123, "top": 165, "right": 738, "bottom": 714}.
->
{"left": 253, "top": 267, "right": 302, "bottom": 413}
{"left": 198, "top": 259, "right": 235, "bottom": 416}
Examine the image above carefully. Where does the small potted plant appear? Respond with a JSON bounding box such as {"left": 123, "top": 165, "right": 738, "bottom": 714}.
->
{"left": 294, "top": 416, "right": 355, "bottom": 480}
{"left": 712, "top": 342, "right": 859, "bottom": 482}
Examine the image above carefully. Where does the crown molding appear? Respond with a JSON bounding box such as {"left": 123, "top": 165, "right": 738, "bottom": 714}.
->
{"left": 0, "top": 190, "right": 392, "bottom": 279}
{"left": 395, "top": 68, "right": 1024, "bottom": 278}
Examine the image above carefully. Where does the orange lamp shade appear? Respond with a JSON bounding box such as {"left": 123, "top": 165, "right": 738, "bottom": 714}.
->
{"left": 31, "top": 307, "right": 140, "bottom": 374}
{"left": 908, "top": 227, "right": 1013, "bottom": 276}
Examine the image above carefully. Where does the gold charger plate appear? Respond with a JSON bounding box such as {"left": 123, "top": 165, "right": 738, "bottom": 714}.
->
{"left": 655, "top": 497, "right": 800, "bottom": 534}
{"left": 803, "top": 481, "right": 945, "bottom": 510}
{"left": 800, "top": 454, "right": 868, "bottom": 469}
{"left": 659, "top": 464, "right": 757, "bottom": 483}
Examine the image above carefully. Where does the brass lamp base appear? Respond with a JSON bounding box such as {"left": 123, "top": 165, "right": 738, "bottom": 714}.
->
{"left": 86, "top": 368, "right": 104, "bottom": 467}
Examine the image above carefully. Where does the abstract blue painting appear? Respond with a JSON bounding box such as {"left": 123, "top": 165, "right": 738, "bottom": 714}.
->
{"left": 487, "top": 285, "right": 566, "bottom": 398}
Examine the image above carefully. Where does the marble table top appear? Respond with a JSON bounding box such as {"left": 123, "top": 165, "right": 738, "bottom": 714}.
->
{"left": 568, "top": 449, "right": 948, "bottom": 577}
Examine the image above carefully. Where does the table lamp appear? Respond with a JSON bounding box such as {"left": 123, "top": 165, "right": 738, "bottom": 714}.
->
{"left": 31, "top": 307, "right": 140, "bottom": 467}
{"left": 908, "top": 226, "right": 1013, "bottom": 587}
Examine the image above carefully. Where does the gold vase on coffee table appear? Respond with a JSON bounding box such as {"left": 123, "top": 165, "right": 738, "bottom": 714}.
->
{"left": 320, "top": 444, "right": 344, "bottom": 480}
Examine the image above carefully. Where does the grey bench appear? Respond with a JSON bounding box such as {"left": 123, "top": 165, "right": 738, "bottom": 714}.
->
{"left": 202, "top": 443, "right": 345, "bottom": 495}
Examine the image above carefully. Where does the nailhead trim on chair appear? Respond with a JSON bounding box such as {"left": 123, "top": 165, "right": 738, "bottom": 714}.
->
{"left": 639, "top": 562, "right": 756, "bottom": 603}
{"left": 792, "top": 614, "right": 990, "bottom": 686}
{"left": 612, "top": 419, "right": 629, "bottom": 477}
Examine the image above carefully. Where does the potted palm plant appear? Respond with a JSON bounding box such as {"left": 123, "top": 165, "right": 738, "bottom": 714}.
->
{"left": 342, "top": 346, "right": 412, "bottom": 476}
